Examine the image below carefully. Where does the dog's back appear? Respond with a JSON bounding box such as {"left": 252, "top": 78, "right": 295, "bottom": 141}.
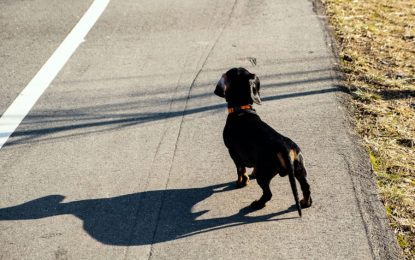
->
{"left": 224, "top": 111, "right": 300, "bottom": 170}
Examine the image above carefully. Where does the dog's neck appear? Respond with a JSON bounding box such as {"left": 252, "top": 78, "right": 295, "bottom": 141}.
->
{"left": 227, "top": 104, "right": 255, "bottom": 114}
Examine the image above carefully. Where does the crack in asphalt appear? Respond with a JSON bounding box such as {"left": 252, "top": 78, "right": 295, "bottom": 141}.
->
{"left": 146, "top": 1, "right": 239, "bottom": 259}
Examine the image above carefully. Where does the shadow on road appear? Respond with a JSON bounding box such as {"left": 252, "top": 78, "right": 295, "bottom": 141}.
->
{"left": 5, "top": 84, "right": 340, "bottom": 147}
{"left": 0, "top": 182, "right": 297, "bottom": 246}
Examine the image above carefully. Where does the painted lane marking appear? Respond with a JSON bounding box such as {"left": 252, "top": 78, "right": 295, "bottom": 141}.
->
{"left": 0, "top": 0, "right": 110, "bottom": 149}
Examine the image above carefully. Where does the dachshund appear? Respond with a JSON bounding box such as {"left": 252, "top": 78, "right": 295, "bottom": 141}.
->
{"left": 214, "top": 67, "right": 312, "bottom": 216}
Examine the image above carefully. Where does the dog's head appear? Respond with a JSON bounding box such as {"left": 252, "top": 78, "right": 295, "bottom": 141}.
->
{"left": 214, "top": 67, "right": 261, "bottom": 107}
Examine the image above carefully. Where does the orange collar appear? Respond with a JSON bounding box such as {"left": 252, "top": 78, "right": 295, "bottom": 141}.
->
{"left": 227, "top": 104, "right": 253, "bottom": 114}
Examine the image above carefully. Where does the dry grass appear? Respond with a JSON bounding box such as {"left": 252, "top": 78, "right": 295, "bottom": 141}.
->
{"left": 320, "top": 0, "right": 415, "bottom": 258}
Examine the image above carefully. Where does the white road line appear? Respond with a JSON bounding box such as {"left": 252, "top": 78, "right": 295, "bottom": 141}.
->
{"left": 0, "top": 0, "right": 110, "bottom": 149}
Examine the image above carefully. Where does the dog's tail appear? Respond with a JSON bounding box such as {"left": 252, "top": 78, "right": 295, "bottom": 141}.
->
{"left": 285, "top": 149, "right": 302, "bottom": 217}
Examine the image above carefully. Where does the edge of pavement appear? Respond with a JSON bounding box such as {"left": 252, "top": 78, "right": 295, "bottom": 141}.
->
{"left": 311, "top": 0, "right": 401, "bottom": 259}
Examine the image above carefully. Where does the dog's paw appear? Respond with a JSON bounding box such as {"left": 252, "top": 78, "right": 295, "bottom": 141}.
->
{"left": 236, "top": 175, "right": 250, "bottom": 188}
{"left": 300, "top": 196, "right": 312, "bottom": 208}
{"left": 250, "top": 200, "right": 266, "bottom": 210}
{"left": 236, "top": 180, "right": 249, "bottom": 188}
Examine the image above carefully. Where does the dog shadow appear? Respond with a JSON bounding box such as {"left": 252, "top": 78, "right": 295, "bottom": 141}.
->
{"left": 0, "top": 182, "right": 297, "bottom": 246}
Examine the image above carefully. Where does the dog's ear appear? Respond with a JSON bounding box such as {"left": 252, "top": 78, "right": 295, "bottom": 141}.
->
{"left": 214, "top": 74, "right": 226, "bottom": 98}
{"left": 249, "top": 74, "right": 261, "bottom": 105}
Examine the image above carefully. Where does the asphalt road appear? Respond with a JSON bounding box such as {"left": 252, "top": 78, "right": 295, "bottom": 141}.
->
{"left": 0, "top": 0, "right": 399, "bottom": 259}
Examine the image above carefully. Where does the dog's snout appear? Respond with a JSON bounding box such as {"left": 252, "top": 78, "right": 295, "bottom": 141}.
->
{"left": 214, "top": 75, "right": 226, "bottom": 98}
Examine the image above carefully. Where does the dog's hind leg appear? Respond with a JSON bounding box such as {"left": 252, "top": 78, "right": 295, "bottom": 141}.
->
{"left": 228, "top": 149, "right": 249, "bottom": 188}
{"left": 294, "top": 153, "right": 312, "bottom": 208}
{"left": 277, "top": 149, "right": 302, "bottom": 216}
{"left": 250, "top": 174, "right": 272, "bottom": 209}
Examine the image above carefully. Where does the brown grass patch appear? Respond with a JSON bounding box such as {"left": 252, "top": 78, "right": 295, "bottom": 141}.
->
{"left": 320, "top": 0, "right": 415, "bottom": 258}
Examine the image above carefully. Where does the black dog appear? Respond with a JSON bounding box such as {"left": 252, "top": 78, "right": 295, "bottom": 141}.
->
{"left": 214, "top": 67, "right": 312, "bottom": 216}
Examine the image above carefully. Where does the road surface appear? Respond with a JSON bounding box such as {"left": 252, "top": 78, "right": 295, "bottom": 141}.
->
{"left": 0, "top": 0, "right": 399, "bottom": 259}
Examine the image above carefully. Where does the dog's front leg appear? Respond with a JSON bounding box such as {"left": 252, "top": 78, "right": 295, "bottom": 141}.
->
{"left": 236, "top": 166, "right": 249, "bottom": 188}
{"left": 228, "top": 149, "right": 249, "bottom": 188}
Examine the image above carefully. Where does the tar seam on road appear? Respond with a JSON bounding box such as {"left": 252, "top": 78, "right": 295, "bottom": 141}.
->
{"left": 0, "top": 0, "right": 110, "bottom": 149}
{"left": 122, "top": 47, "right": 194, "bottom": 260}
{"left": 146, "top": 1, "right": 239, "bottom": 259}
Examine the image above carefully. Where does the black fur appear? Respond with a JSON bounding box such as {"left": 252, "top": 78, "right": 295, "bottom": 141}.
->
{"left": 214, "top": 67, "right": 312, "bottom": 215}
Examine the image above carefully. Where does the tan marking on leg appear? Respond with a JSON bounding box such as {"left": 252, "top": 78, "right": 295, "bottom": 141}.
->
{"left": 289, "top": 149, "right": 296, "bottom": 162}
{"left": 237, "top": 175, "right": 243, "bottom": 183}
{"left": 277, "top": 152, "right": 286, "bottom": 169}
{"left": 236, "top": 167, "right": 249, "bottom": 187}
{"left": 243, "top": 172, "right": 250, "bottom": 185}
